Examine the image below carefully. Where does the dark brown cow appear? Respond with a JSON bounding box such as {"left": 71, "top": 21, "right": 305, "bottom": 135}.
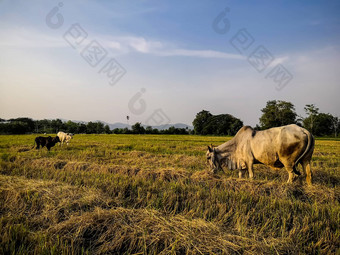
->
{"left": 206, "top": 124, "right": 314, "bottom": 185}
{"left": 34, "top": 136, "right": 60, "bottom": 151}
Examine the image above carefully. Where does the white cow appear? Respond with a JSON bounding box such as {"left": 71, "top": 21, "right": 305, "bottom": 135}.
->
{"left": 206, "top": 125, "right": 314, "bottom": 185}
{"left": 57, "top": 131, "right": 73, "bottom": 146}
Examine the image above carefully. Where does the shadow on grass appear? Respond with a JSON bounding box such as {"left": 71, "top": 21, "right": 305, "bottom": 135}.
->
{"left": 312, "top": 170, "right": 340, "bottom": 188}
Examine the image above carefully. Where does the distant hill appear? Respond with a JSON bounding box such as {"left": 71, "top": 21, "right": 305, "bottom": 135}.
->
{"left": 60, "top": 119, "right": 193, "bottom": 131}
{"left": 108, "top": 122, "right": 193, "bottom": 131}
{"left": 151, "top": 123, "right": 193, "bottom": 130}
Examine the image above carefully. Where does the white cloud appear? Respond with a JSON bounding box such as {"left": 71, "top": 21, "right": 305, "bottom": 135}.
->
{"left": 267, "top": 56, "right": 289, "bottom": 68}
{"left": 155, "top": 49, "right": 244, "bottom": 59}
{"left": 123, "top": 36, "right": 163, "bottom": 53}
{"left": 103, "top": 36, "right": 244, "bottom": 60}
{"left": 0, "top": 21, "right": 244, "bottom": 60}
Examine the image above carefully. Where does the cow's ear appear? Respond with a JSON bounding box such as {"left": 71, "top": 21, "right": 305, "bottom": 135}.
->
{"left": 208, "top": 146, "right": 213, "bottom": 152}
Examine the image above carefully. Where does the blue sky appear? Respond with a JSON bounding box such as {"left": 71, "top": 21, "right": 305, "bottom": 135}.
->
{"left": 1, "top": 0, "right": 339, "bottom": 126}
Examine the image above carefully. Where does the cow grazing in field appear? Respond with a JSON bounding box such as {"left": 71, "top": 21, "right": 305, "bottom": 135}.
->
{"left": 206, "top": 124, "right": 314, "bottom": 185}
{"left": 34, "top": 136, "right": 60, "bottom": 151}
{"left": 57, "top": 131, "right": 73, "bottom": 146}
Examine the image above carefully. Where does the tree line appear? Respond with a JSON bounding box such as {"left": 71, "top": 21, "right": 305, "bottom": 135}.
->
{"left": 0, "top": 118, "right": 109, "bottom": 135}
{"left": 0, "top": 118, "right": 190, "bottom": 135}
{"left": 1, "top": 100, "right": 338, "bottom": 136}
{"left": 192, "top": 100, "right": 339, "bottom": 137}
{"left": 114, "top": 122, "right": 190, "bottom": 135}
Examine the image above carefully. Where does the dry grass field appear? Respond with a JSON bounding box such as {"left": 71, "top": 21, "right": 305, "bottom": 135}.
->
{"left": 0, "top": 134, "right": 339, "bottom": 254}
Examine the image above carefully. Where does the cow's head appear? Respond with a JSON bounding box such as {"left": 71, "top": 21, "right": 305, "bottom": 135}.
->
{"left": 52, "top": 136, "right": 60, "bottom": 143}
{"left": 206, "top": 145, "right": 223, "bottom": 173}
{"left": 66, "top": 135, "right": 73, "bottom": 142}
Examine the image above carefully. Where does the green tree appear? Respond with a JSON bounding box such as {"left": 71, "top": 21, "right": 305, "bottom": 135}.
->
{"left": 104, "top": 125, "right": 111, "bottom": 134}
{"left": 36, "top": 119, "right": 52, "bottom": 133}
{"left": 78, "top": 123, "right": 87, "bottom": 134}
{"left": 131, "top": 122, "right": 145, "bottom": 134}
{"left": 202, "top": 114, "right": 242, "bottom": 135}
{"left": 51, "top": 119, "right": 65, "bottom": 133}
{"left": 145, "top": 126, "right": 153, "bottom": 134}
{"left": 192, "top": 110, "right": 213, "bottom": 134}
{"left": 302, "top": 104, "right": 339, "bottom": 136}
{"left": 332, "top": 117, "right": 339, "bottom": 137}
{"left": 314, "top": 113, "right": 335, "bottom": 136}
{"left": 193, "top": 110, "right": 243, "bottom": 135}
{"left": 259, "top": 100, "right": 297, "bottom": 129}
{"left": 7, "top": 118, "right": 35, "bottom": 133}
{"left": 65, "top": 121, "right": 79, "bottom": 134}
{"left": 113, "top": 128, "right": 122, "bottom": 134}
{"left": 86, "top": 122, "right": 97, "bottom": 134}
{"left": 152, "top": 128, "right": 159, "bottom": 134}
{"left": 96, "top": 122, "right": 105, "bottom": 134}
{"left": 0, "top": 122, "right": 29, "bottom": 134}
{"left": 122, "top": 127, "right": 131, "bottom": 134}
{"left": 303, "top": 104, "right": 319, "bottom": 133}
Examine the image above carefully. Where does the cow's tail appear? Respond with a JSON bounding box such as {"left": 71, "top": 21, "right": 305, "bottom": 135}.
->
{"left": 295, "top": 129, "right": 314, "bottom": 169}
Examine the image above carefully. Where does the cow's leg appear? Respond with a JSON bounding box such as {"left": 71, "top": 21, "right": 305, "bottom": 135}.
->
{"left": 287, "top": 169, "right": 294, "bottom": 184}
{"left": 248, "top": 163, "right": 254, "bottom": 179}
{"left": 280, "top": 159, "right": 297, "bottom": 184}
{"left": 302, "top": 160, "right": 312, "bottom": 185}
{"left": 238, "top": 169, "right": 246, "bottom": 178}
{"left": 285, "top": 165, "right": 295, "bottom": 184}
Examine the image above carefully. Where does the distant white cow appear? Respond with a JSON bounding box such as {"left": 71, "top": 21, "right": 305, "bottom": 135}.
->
{"left": 57, "top": 131, "right": 73, "bottom": 146}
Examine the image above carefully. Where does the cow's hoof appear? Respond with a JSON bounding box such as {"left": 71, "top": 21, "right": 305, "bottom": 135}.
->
{"left": 286, "top": 179, "right": 293, "bottom": 184}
